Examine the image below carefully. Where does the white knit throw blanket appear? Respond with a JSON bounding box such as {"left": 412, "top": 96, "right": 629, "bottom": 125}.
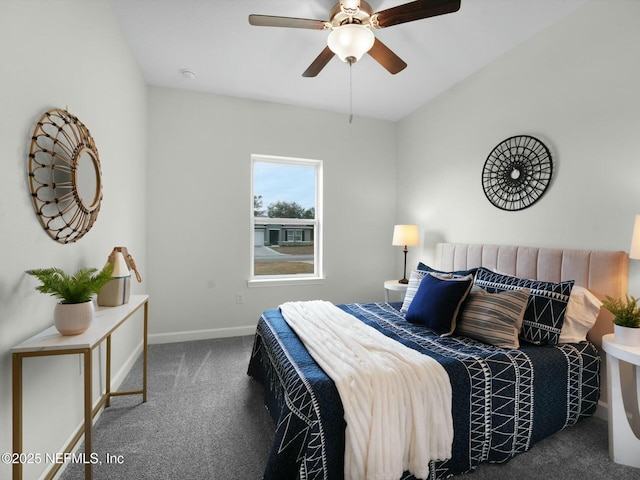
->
{"left": 279, "top": 300, "right": 453, "bottom": 480}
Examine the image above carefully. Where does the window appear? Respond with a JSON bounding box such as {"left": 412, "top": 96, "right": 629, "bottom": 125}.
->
{"left": 286, "top": 229, "right": 304, "bottom": 243}
{"left": 250, "top": 154, "right": 323, "bottom": 285}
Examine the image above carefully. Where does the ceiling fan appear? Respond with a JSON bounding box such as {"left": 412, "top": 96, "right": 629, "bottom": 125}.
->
{"left": 249, "top": 0, "right": 461, "bottom": 77}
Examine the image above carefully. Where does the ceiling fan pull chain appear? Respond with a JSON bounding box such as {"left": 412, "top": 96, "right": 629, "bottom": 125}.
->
{"left": 348, "top": 58, "right": 353, "bottom": 124}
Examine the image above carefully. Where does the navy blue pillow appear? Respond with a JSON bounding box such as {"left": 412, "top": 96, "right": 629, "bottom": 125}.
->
{"left": 405, "top": 273, "right": 473, "bottom": 335}
{"left": 417, "top": 262, "right": 477, "bottom": 278}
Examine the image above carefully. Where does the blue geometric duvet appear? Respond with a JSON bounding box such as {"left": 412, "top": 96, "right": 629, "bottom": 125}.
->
{"left": 247, "top": 302, "right": 600, "bottom": 480}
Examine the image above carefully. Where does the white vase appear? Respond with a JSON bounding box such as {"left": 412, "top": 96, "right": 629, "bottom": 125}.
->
{"left": 54, "top": 301, "right": 94, "bottom": 335}
{"left": 613, "top": 324, "right": 640, "bottom": 346}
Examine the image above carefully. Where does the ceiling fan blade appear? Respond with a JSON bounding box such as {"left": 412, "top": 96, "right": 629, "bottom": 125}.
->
{"left": 373, "top": 0, "right": 461, "bottom": 29}
{"left": 248, "top": 14, "right": 327, "bottom": 30}
{"left": 367, "top": 38, "right": 407, "bottom": 74}
{"left": 302, "top": 47, "right": 335, "bottom": 77}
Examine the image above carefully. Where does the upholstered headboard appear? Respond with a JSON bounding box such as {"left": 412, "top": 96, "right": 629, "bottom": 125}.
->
{"left": 434, "top": 243, "right": 629, "bottom": 348}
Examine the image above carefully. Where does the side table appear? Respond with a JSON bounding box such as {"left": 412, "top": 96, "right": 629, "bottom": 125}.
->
{"left": 12, "top": 294, "right": 149, "bottom": 480}
{"left": 384, "top": 280, "right": 409, "bottom": 302}
{"left": 601, "top": 333, "right": 640, "bottom": 468}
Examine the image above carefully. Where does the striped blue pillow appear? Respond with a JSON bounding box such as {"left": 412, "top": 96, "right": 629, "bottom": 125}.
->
{"left": 400, "top": 270, "right": 431, "bottom": 313}
{"left": 456, "top": 287, "right": 530, "bottom": 348}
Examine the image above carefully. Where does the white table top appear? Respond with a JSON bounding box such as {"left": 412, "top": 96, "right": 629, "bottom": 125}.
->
{"left": 12, "top": 294, "right": 148, "bottom": 354}
{"left": 384, "top": 280, "right": 409, "bottom": 291}
{"left": 602, "top": 333, "right": 640, "bottom": 365}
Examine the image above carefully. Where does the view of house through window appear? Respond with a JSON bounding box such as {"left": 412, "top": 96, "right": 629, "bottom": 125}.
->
{"left": 251, "top": 155, "right": 322, "bottom": 280}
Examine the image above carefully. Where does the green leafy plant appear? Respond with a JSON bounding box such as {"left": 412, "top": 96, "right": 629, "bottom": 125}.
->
{"left": 602, "top": 294, "right": 640, "bottom": 328}
{"left": 25, "top": 264, "right": 114, "bottom": 304}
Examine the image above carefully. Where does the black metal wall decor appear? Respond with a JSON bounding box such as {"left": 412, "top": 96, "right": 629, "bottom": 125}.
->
{"left": 482, "top": 135, "right": 553, "bottom": 211}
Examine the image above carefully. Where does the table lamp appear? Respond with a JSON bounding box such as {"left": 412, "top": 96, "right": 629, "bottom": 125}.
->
{"left": 392, "top": 224, "right": 419, "bottom": 284}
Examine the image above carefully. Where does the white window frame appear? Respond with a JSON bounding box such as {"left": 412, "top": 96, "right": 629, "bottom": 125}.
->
{"left": 249, "top": 154, "right": 324, "bottom": 287}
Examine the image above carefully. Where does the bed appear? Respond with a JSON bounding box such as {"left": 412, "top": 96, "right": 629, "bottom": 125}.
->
{"left": 247, "top": 243, "right": 628, "bottom": 480}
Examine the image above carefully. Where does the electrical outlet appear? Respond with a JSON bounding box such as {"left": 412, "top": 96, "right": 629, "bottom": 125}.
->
{"left": 236, "top": 292, "right": 244, "bottom": 304}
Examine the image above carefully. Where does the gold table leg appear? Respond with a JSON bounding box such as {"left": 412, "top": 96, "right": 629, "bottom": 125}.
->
{"left": 143, "top": 301, "right": 148, "bottom": 403}
{"left": 106, "top": 335, "right": 112, "bottom": 408}
{"left": 84, "top": 348, "right": 92, "bottom": 480}
{"left": 12, "top": 353, "right": 23, "bottom": 480}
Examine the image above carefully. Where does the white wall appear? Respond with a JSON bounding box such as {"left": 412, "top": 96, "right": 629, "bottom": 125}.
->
{"left": 146, "top": 87, "right": 398, "bottom": 342}
{"left": 0, "top": 1, "right": 147, "bottom": 479}
{"left": 395, "top": 1, "right": 640, "bottom": 415}
{"left": 396, "top": 1, "right": 640, "bottom": 294}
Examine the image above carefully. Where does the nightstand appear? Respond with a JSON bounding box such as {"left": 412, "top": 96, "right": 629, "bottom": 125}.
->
{"left": 384, "top": 280, "right": 408, "bottom": 302}
{"left": 601, "top": 333, "right": 640, "bottom": 468}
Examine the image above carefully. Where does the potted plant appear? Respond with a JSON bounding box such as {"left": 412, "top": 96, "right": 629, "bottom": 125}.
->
{"left": 26, "top": 265, "right": 114, "bottom": 335}
{"left": 602, "top": 294, "right": 640, "bottom": 346}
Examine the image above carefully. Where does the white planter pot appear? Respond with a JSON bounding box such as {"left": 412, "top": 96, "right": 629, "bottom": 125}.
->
{"left": 614, "top": 324, "right": 640, "bottom": 346}
{"left": 54, "top": 301, "right": 94, "bottom": 335}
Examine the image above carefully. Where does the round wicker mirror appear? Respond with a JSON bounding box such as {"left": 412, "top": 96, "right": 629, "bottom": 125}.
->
{"left": 28, "top": 109, "right": 103, "bottom": 243}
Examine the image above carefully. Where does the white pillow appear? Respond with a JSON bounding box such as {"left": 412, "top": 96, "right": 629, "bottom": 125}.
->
{"left": 401, "top": 270, "right": 433, "bottom": 312}
{"left": 559, "top": 286, "right": 602, "bottom": 343}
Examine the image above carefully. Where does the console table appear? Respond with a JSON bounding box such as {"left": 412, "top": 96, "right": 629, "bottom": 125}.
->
{"left": 602, "top": 333, "right": 640, "bottom": 468}
{"left": 12, "top": 294, "right": 149, "bottom": 480}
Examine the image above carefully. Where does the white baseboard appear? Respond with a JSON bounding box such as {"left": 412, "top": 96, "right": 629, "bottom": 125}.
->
{"left": 149, "top": 325, "right": 257, "bottom": 344}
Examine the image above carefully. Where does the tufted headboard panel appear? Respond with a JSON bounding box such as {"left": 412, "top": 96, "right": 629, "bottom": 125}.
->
{"left": 434, "top": 243, "right": 629, "bottom": 348}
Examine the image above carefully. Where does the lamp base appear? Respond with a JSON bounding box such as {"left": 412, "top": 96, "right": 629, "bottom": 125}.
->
{"left": 399, "top": 247, "right": 410, "bottom": 284}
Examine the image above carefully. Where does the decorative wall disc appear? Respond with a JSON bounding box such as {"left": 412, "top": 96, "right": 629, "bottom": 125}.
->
{"left": 482, "top": 135, "right": 552, "bottom": 211}
{"left": 28, "top": 109, "right": 103, "bottom": 243}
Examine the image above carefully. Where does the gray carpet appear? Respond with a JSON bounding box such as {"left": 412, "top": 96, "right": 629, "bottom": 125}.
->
{"left": 60, "top": 336, "right": 640, "bottom": 480}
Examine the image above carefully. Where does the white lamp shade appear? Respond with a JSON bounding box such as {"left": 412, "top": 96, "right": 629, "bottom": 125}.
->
{"left": 392, "top": 225, "right": 419, "bottom": 247}
{"left": 327, "top": 24, "right": 375, "bottom": 62}
{"left": 630, "top": 214, "right": 640, "bottom": 259}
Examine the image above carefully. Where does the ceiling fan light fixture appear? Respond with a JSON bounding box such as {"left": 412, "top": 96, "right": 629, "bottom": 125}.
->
{"left": 327, "top": 24, "right": 374, "bottom": 63}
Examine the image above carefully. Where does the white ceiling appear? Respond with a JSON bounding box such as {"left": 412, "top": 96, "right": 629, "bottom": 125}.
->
{"left": 108, "top": 0, "right": 586, "bottom": 121}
